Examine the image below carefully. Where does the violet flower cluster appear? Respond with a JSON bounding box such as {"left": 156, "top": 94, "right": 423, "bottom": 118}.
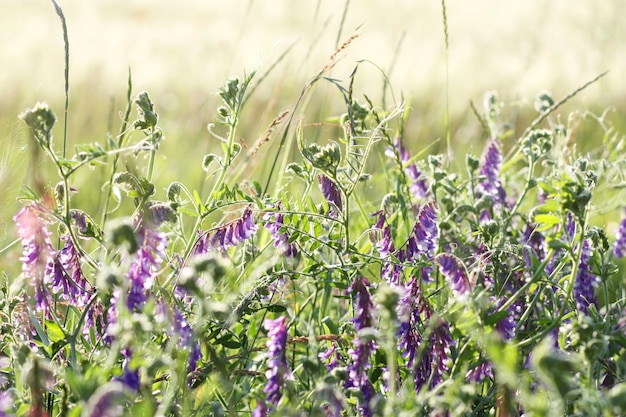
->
{"left": 264, "top": 202, "right": 298, "bottom": 257}
{"left": 263, "top": 316, "right": 291, "bottom": 407}
{"left": 14, "top": 204, "right": 56, "bottom": 316}
{"left": 475, "top": 138, "right": 506, "bottom": 207}
{"left": 614, "top": 211, "right": 626, "bottom": 258}
{"left": 126, "top": 223, "right": 167, "bottom": 312}
{"left": 346, "top": 276, "right": 376, "bottom": 417}
{"left": 436, "top": 254, "right": 471, "bottom": 296}
{"left": 373, "top": 201, "right": 439, "bottom": 285}
{"left": 318, "top": 175, "right": 342, "bottom": 215}
{"left": 574, "top": 239, "right": 598, "bottom": 314}
{"left": 386, "top": 137, "right": 428, "bottom": 199}
{"left": 398, "top": 276, "right": 453, "bottom": 391}
{"left": 195, "top": 205, "right": 258, "bottom": 254}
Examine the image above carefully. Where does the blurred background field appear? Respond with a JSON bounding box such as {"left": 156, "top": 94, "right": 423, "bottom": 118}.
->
{"left": 1, "top": 0, "right": 625, "bottom": 269}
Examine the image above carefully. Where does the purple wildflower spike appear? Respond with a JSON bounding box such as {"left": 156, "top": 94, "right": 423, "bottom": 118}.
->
{"left": 574, "top": 239, "right": 599, "bottom": 314}
{"left": 397, "top": 276, "right": 424, "bottom": 368}
{"left": 318, "top": 175, "right": 342, "bottom": 213}
{"left": 117, "top": 348, "right": 140, "bottom": 391}
{"left": 346, "top": 276, "right": 376, "bottom": 417}
{"left": 436, "top": 254, "right": 471, "bottom": 296}
{"left": 126, "top": 225, "right": 167, "bottom": 311}
{"left": 522, "top": 224, "right": 546, "bottom": 262}
{"left": 171, "top": 305, "right": 202, "bottom": 373}
{"left": 614, "top": 211, "right": 626, "bottom": 258}
{"left": 56, "top": 235, "right": 91, "bottom": 307}
{"left": 476, "top": 138, "right": 506, "bottom": 205}
{"left": 387, "top": 137, "right": 428, "bottom": 198}
{"left": 405, "top": 201, "right": 439, "bottom": 263}
{"left": 0, "top": 390, "right": 12, "bottom": 417}
{"left": 253, "top": 401, "right": 267, "bottom": 417}
{"left": 195, "top": 205, "right": 258, "bottom": 254}
{"left": 264, "top": 203, "right": 298, "bottom": 257}
{"left": 319, "top": 343, "right": 344, "bottom": 372}
{"left": 263, "top": 316, "right": 291, "bottom": 407}
{"left": 466, "top": 362, "right": 494, "bottom": 383}
{"left": 429, "top": 319, "right": 453, "bottom": 387}
{"left": 372, "top": 210, "right": 404, "bottom": 284}
{"left": 14, "top": 204, "right": 56, "bottom": 316}
{"left": 493, "top": 297, "right": 517, "bottom": 340}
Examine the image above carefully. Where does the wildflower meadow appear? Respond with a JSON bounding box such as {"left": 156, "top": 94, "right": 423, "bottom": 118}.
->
{"left": 2, "top": 2, "right": 626, "bottom": 417}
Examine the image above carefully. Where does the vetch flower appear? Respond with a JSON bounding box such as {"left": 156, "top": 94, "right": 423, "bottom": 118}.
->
{"left": 397, "top": 276, "right": 424, "bottom": 368}
{"left": 346, "top": 276, "right": 376, "bottom": 417}
{"left": 466, "top": 362, "right": 494, "bottom": 383}
{"left": 372, "top": 210, "right": 403, "bottom": 284}
{"left": 253, "top": 401, "right": 267, "bottom": 417}
{"left": 264, "top": 203, "right": 298, "bottom": 257}
{"left": 116, "top": 348, "right": 140, "bottom": 391}
{"left": 14, "top": 204, "right": 55, "bottom": 316}
{"left": 386, "top": 137, "right": 428, "bottom": 199}
{"left": 614, "top": 210, "right": 626, "bottom": 258}
{"left": 263, "top": 316, "right": 291, "bottom": 407}
{"left": 126, "top": 224, "right": 167, "bottom": 311}
{"left": 195, "top": 205, "right": 258, "bottom": 254}
{"left": 476, "top": 138, "right": 506, "bottom": 206}
{"left": 436, "top": 254, "right": 471, "bottom": 296}
{"left": 405, "top": 201, "right": 439, "bottom": 263}
{"left": 55, "top": 235, "right": 91, "bottom": 308}
{"left": 574, "top": 239, "right": 599, "bottom": 314}
{"left": 318, "top": 175, "right": 342, "bottom": 214}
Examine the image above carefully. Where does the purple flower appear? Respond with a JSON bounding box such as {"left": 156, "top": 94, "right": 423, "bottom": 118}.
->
{"left": 411, "top": 309, "right": 453, "bottom": 390}
{"left": 126, "top": 225, "right": 167, "bottom": 311}
{"left": 406, "top": 201, "right": 439, "bottom": 262}
{"left": 0, "top": 391, "right": 13, "bottom": 417}
{"left": 253, "top": 401, "right": 267, "bottom": 417}
{"left": 493, "top": 297, "right": 518, "bottom": 340}
{"left": 263, "top": 316, "right": 291, "bottom": 407}
{"left": 318, "top": 175, "right": 342, "bottom": 213}
{"left": 171, "top": 305, "right": 202, "bottom": 374}
{"left": 436, "top": 254, "right": 471, "bottom": 296}
{"left": 14, "top": 204, "right": 55, "bottom": 316}
{"left": 195, "top": 205, "right": 258, "bottom": 254}
{"left": 386, "top": 137, "right": 428, "bottom": 199}
{"left": 614, "top": 210, "right": 626, "bottom": 258}
{"left": 372, "top": 210, "right": 403, "bottom": 284}
{"left": 347, "top": 276, "right": 376, "bottom": 417}
{"left": 319, "top": 344, "right": 343, "bottom": 372}
{"left": 574, "top": 239, "right": 598, "bottom": 314}
{"left": 466, "top": 362, "right": 493, "bottom": 383}
{"left": 397, "top": 276, "right": 424, "bottom": 368}
{"left": 476, "top": 138, "right": 506, "bottom": 206}
{"left": 429, "top": 320, "right": 453, "bottom": 387}
{"left": 117, "top": 349, "right": 140, "bottom": 391}
{"left": 55, "top": 235, "right": 91, "bottom": 307}
{"left": 264, "top": 203, "right": 298, "bottom": 257}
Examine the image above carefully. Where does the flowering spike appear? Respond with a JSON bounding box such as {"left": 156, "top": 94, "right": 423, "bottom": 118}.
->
{"left": 476, "top": 138, "right": 506, "bottom": 205}
{"left": 263, "top": 316, "right": 291, "bottom": 407}
{"left": 347, "top": 276, "right": 376, "bottom": 417}
{"left": 386, "top": 137, "right": 428, "bottom": 198}
{"left": 436, "top": 254, "right": 470, "bottom": 296}
{"left": 14, "top": 204, "right": 56, "bottom": 316}
{"left": 614, "top": 211, "right": 626, "bottom": 258}
{"left": 264, "top": 203, "right": 298, "bottom": 257}
{"left": 574, "top": 239, "right": 599, "bottom": 314}
{"left": 195, "top": 205, "right": 258, "bottom": 254}
{"left": 318, "top": 175, "right": 342, "bottom": 213}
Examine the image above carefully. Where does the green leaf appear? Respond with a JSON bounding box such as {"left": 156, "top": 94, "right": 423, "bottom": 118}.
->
{"left": 534, "top": 213, "right": 561, "bottom": 231}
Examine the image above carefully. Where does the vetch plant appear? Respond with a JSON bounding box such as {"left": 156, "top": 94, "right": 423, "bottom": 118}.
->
{"left": 3, "top": 3, "right": 626, "bottom": 417}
